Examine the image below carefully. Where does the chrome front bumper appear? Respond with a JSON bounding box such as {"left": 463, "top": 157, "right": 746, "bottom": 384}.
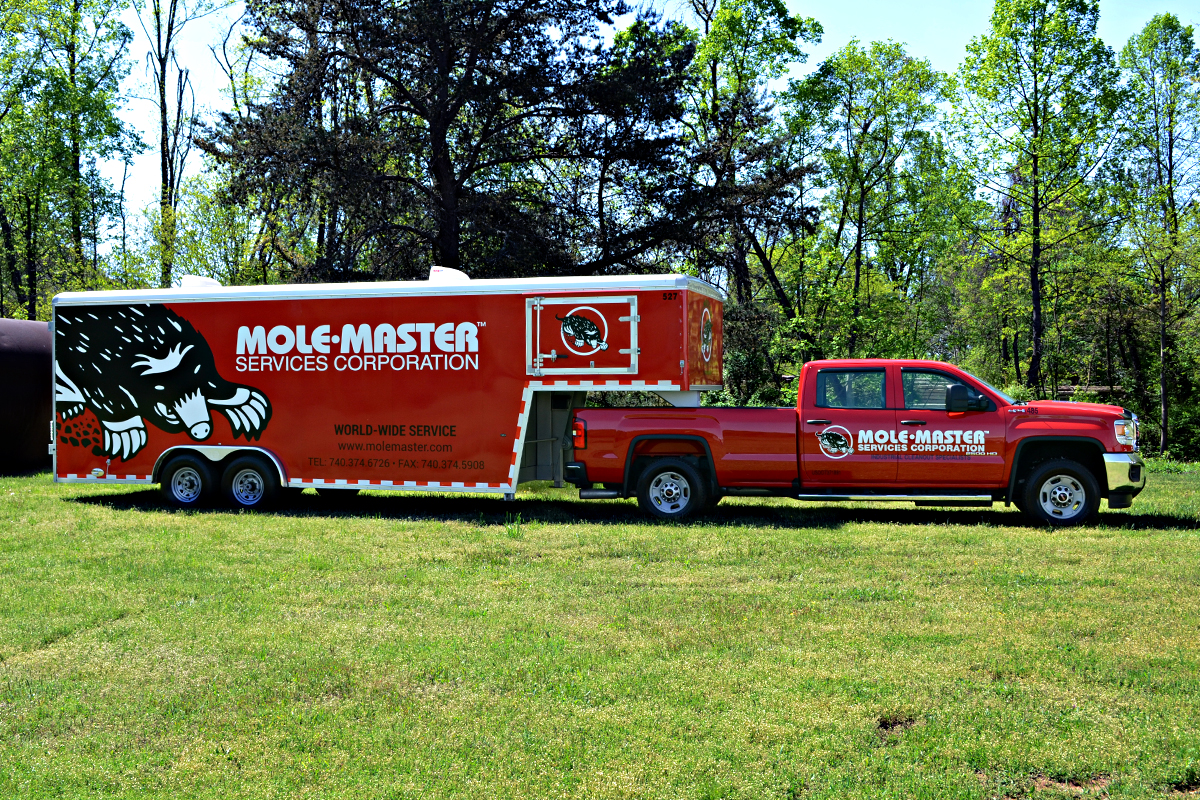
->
{"left": 1103, "top": 452, "right": 1146, "bottom": 495}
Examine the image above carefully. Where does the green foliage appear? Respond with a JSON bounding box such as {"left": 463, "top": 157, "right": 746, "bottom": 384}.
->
{"left": 2, "top": 0, "right": 1200, "bottom": 456}
{"left": 0, "top": 0, "right": 137, "bottom": 318}
{"left": 1001, "top": 383, "right": 1034, "bottom": 402}
{"left": 1112, "top": 13, "right": 1200, "bottom": 454}
{"left": 1143, "top": 455, "right": 1200, "bottom": 473}
{"left": 954, "top": 0, "right": 1122, "bottom": 394}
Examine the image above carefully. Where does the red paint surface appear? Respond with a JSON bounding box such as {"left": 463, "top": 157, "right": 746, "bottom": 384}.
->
{"left": 576, "top": 358, "right": 1131, "bottom": 491}
{"left": 54, "top": 284, "right": 723, "bottom": 488}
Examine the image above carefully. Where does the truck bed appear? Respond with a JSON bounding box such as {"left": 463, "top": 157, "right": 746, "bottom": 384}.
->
{"left": 574, "top": 407, "right": 799, "bottom": 490}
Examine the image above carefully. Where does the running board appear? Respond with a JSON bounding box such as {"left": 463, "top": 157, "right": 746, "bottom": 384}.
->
{"left": 795, "top": 494, "right": 993, "bottom": 504}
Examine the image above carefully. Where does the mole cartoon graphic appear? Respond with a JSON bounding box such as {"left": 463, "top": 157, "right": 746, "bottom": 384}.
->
{"left": 700, "top": 312, "right": 714, "bottom": 361}
{"left": 54, "top": 304, "right": 272, "bottom": 461}
{"left": 816, "top": 429, "right": 854, "bottom": 458}
{"left": 557, "top": 314, "right": 608, "bottom": 352}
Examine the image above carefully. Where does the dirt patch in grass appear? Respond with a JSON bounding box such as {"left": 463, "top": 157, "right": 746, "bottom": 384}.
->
{"left": 875, "top": 713, "right": 916, "bottom": 742}
{"left": 1032, "top": 774, "right": 1110, "bottom": 795}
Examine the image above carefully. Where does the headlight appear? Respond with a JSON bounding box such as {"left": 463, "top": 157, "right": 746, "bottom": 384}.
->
{"left": 1115, "top": 415, "right": 1137, "bottom": 447}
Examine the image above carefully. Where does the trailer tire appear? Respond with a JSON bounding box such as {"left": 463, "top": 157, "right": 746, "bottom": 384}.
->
{"left": 637, "top": 458, "right": 706, "bottom": 520}
{"left": 160, "top": 453, "right": 215, "bottom": 508}
{"left": 221, "top": 455, "right": 280, "bottom": 511}
{"left": 1021, "top": 458, "right": 1100, "bottom": 526}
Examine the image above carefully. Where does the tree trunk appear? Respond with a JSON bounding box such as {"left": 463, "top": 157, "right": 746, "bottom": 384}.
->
{"left": 1012, "top": 330, "right": 1021, "bottom": 385}
{"left": 68, "top": 7, "right": 85, "bottom": 275}
{"left": 730, "top": 221, "right": 751, "bottom": 305}
{"left": 746, "top": 228, "right": 795, "bottom": 320}
{"left": 1159, "top": 264, "right": 1168, "bottom": 454}
{"left": 432, "top": 138, "right": 459, "bottom": 271}
{"left": 847, "top": 186, "right": 867, "bottom": 357}
{"left": 0, "top": 203, "right": 17, "bottom": 313}
{"left": 23, "top": 193, "right": 39, "bottom": 321}
{"left": 1027, "top": 164, "right": 1043, "bottom": 395}
{"left": 159, "top": 47, "right": 174, "bottom": 288}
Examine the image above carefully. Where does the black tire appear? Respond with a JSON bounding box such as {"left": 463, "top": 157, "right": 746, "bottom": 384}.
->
{"left": 1021, "top": 458, "right": 1100, "bottom": 526}
{"left": 221, "top": 455, "right": 281, "bottom": 511}
{"left": 159, "top": 453, "right": 215, "bottom": 508}
{"left": 636, "top": 458, "right": 707, "bottom": 520}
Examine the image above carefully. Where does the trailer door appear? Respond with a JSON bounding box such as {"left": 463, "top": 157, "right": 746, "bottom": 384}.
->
{"left": 526, "top": 295, "right": 639, "bottom": 376}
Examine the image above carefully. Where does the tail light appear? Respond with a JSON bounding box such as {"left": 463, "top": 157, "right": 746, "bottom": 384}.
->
{"left": 571, "top": 419, "right": 586, "bottom": 449}
{"left": 1114, "top": 416, "right": 1137, "bottom": 448}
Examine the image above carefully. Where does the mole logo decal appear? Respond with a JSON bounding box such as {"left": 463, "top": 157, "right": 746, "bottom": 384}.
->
{"left": 55, "top": 304, "right": 272, "bottom": 461}
{"left": 816, "top": 425, "right": 854, "bottom": 458}
{"left": 557, "top": 307, "right": 609, "bottom": 355}
{"left": 700, "top": 307, "right": 713, "bottom": 362}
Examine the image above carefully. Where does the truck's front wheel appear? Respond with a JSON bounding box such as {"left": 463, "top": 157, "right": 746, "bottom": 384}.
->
{"left": 1021, "top": 459, "right": 1100, "bottom": 526}
{"left": 637, "top": 458, "right": 707, "bottom": 520}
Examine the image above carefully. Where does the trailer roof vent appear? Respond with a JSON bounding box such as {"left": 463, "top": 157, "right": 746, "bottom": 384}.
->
{"left": 179, "top": 275, "right": 222, "bottom": 289}
{"left": 428, "top": 266, "right": 470, "bottom": 284}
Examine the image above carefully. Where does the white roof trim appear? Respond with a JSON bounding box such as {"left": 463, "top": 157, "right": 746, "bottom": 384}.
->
{"left": 53, "top": 274, "right": 726, "bottom": 306}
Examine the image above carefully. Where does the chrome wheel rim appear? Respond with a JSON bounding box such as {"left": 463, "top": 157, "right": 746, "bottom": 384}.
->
{"left": 231, "top": 468, "right": 265, "bottom": 505}
{"left": 1038, "top": 474, "right": 1086, "bottom": 519}
{"left": 649, "top": 470, "right": 691, "bottom": 514}
{"left": 171, "top": 466, "right": 203, "bottom": 503}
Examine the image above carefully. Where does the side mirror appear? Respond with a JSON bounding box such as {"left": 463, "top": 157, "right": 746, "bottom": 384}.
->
{"left": 946, "top": 383, "right": 969, "bottom": 412}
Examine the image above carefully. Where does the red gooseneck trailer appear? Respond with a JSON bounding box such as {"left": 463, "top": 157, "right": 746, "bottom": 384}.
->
{"left": 51, "top": 271, "right": 724, "bottom": 508}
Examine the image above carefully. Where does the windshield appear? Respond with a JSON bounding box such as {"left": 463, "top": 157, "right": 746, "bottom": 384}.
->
{"left": 965, "top": 372, "right": 1021, "bottom": 405}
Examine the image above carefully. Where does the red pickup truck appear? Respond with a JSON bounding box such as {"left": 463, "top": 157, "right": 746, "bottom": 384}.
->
{"left": 566, "top": 359, "right": 1145, "bottom": 525}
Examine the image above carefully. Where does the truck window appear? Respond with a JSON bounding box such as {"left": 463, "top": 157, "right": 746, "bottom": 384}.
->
{"left": 902, "top": 370, "right": 985, "bottom": 409}
{"left": 815, "top": 369, "right": 885, "bottom": 409}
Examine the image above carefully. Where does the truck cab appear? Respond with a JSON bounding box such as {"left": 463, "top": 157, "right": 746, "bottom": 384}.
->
{"left": 569, "top": 358, "right": 1145, "bottom": 525}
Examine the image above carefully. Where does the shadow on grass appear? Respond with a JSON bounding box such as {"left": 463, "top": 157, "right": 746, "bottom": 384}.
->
{"left": 67, "top": 488, "right": 1200, "bottom": 531}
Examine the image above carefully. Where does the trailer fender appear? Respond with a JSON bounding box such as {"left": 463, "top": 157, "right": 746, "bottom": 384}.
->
{"left": 153, "top": 445, "right": 288, "bottom": 487}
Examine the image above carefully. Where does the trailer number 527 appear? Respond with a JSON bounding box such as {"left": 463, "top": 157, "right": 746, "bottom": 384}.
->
{"left": 662, "top": 292, "right": 678, "bottom": 300}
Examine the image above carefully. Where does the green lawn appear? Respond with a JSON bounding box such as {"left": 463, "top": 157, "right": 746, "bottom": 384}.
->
{"left": 2, "top": 473, "right": 1200, "bottom": 799}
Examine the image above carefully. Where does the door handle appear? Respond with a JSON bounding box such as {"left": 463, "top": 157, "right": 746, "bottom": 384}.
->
{"left": 900, "top": 420, "right": 927, "bottom": 425}
{"left": 805, "top": 419, "right": 832, "bottom": 425}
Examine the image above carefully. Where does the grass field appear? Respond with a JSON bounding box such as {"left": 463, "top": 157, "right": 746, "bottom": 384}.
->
{"left": 2, "top": 473, "right": 1200, "bottom": 799}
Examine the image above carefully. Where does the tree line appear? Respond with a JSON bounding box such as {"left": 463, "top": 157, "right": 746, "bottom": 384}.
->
{"left": 2, "top": 0, "right": 1199, "bottom": 454}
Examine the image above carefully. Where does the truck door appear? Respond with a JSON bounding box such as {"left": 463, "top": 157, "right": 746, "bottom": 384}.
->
{"left": 801, "top": 367, "right": 897, "bottom": 484}
{"left": 895, "top": 368, "right": 1006, "bottom": 486}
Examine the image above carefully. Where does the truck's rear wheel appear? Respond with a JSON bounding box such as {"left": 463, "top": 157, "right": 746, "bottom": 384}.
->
{"left": 1021, "top": 459, "right": 1099, "bottom": 526}
{"left": 160, "top": 453, "right": 215, "bottom": 508}
{"left": 222, "top": 455, "right": 280, "bottom": 511}
{"left": 637, "top": 458, "right": 706, "bottom": 520}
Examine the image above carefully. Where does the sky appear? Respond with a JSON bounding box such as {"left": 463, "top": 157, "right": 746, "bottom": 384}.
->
{"left": 109, "top": 0, "right": 1200, "bottom": 217}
